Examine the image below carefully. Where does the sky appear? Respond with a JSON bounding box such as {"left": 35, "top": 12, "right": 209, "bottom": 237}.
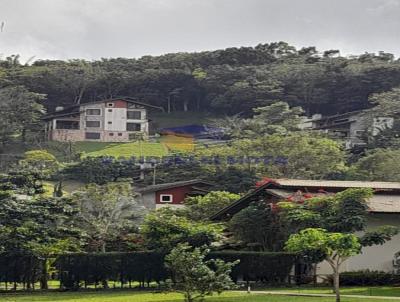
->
{"left": 0, "top": 0, "right": 400, "bottom": 62}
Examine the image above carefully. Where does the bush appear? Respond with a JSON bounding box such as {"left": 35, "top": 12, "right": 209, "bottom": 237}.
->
{"left": 335, "top": 270, "right": 400, "bottom": 286}
{"left": 210, "top": 251, "right": 296, "bottom": 284}
{"left": 0, "top": 254, "right": 42, "bottom": 288}
{"left": 56, "top": 251, "right": 296, "bottom": 289}
{"left": 62, "top": 157, "right": 140, "bottom": 184}
{"left": 56, "top": 252, "right": 167, "bottom": 289}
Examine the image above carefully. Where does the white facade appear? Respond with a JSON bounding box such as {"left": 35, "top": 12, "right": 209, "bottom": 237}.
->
{"left": 46, "top": 99, "right": 150, "bottom": 142}
{"left": 317, "top": 213, "right": 400, "bottom": 277}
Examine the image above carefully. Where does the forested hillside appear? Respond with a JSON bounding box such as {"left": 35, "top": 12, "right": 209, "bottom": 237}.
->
{"left": 2, "top": 41, "right": 400, "bottom": 116}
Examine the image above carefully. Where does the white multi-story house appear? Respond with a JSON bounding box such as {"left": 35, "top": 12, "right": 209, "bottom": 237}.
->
{"left": 299, "top": 110, "right": 394, "bottom": 149}
{"left": 43, "top": 98, "right": 162, "bottom": 142}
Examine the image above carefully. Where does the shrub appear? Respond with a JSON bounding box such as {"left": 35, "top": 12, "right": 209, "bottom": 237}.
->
{"left": 334, "top": 270, "right": 400, "bottom": 286}
{"left": 56, "top": 251, "right": 296, "bottom": 289}
{"left": 62, "top": 157, "right": 140, "bottom": 184}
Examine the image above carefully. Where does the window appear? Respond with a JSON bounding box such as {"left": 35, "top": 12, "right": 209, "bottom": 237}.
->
{"left": 86, "top": 121, "right": 100, "bottom": 128}
{"left": 127, "top": 123, "right": 141, "bottom": 131}
{"left": 160, "top": 194, "right": 173, "bottom": 203}
{"left": 85, "top": 132, "right": 100, "bottom": 139}
{"left": 86, "top": 109, "right": 101, "bottom": 116}
{"left": 55, "top": 120, "right": 79, "bottom": 130}
{"left": 127, "top": 110, "right": 141, "bottom": 119}
{"left": 107, "top": 103, "right": 114, "bottom": 107}
{"left": 108, "top": 109, "right": 113, "bottom": 112}
{"left": 118, "top": 133, "right": 122, "bottom": 136}
{"left": 108, "top": 121, "right": 112, "bottom": 124}
{"left": 109, "top": 133, "right": 114, "bottom": 136}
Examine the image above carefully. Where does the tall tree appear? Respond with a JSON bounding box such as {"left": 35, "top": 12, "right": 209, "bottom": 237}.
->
{"left": 72, "top": 182, "right": 146, "bottom": 252}
{"left": 0, "top": 85, "right": 45, "bottom": 144}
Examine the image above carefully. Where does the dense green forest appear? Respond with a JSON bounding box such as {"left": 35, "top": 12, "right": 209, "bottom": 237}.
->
{"left": 1, "top": 41, "right": 400, "bottom": 116}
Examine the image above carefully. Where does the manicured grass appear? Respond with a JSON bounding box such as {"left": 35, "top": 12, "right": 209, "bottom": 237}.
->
{"left": 268, "top": 286, "right": 400, "bottom": 297}
{"left": 0, "top": 290, "right": 393, "bottom": 302}
{"left": 75, "top": 141, "right": 169, "bottom": 158}
{"left": 0, "top": 291, "right": 397, "bottom": 302}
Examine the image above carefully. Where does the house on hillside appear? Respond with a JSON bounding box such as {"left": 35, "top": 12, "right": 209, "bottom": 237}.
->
{"left": 211, "top": 178, "right": 400, "bottom": 274}
{"left": 136, "top": 179, "right": 212, "bottom": 210}
{"left": 43, "top": 98, "right": 162, "bottom": 142}
{"left": 299, "top": 111, "right": 393, "bottom": 149}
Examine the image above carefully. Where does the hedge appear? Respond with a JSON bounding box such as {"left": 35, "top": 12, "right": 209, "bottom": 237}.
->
{"left": 57, "top": 252, "right": 167, "bottom": 289}
{"left": 209, "top": 251, "right": 296, "bottom": 283}
{"left": 56, "top": 251, "right": 296, "bottom": 289}
{"left": 0, "top": 254, "right": 42, "bottom": 289}
{"left": 338, "top": 270, "right": 400, "bottom": 286}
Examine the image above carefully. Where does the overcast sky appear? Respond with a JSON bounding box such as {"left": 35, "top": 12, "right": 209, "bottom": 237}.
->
{"left": 1, "top": 0, "right": 400, "bottom": 61}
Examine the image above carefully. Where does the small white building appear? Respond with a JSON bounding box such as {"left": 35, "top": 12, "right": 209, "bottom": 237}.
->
{"left": 43, "top": 98, "right": 162, "bottom": 142}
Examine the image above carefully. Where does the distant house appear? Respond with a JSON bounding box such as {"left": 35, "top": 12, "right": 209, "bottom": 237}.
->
{"left": 211, "top": 178, "right": 400, "bottom": 273}
{"left": 299, "top": 111, "right": 393, "bottom": 149}
{"left": 43, "top": 98, "right": 162, "bottom": 142}
{"left": 136, "top": 179, "right": 212, "bottom": 210}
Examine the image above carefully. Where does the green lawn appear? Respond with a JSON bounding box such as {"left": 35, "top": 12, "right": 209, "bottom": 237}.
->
{"left": 0, "top": 291, "right": 397, "bottom": 302}
{"left": 268, "top": 286, "right": 400, "bottom": 297}
{"left": 75, "top": 141, "right": 168, "bottom": 158}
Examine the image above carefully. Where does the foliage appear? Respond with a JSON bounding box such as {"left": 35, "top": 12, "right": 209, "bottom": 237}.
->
{"left": 141, "top": 208, "right": 222, "bottom": 252}
{"left": 0, "top": 254, "right": 43, "bottom": 288}
{"left": 56, "top": 252, "right": 167, "bottom": 289}
{"left": 4, "top": 43, "right": 400, "bottom": 118}
{"left": 278, "top": 188, "right": 373, "bottom": 234}
{"left": 0, "top": 85, "right": 45, "bottom": 145}
{"left": 285, "top": 228, "right": 361, "bottom": 302}
{"left": 62, "top": 157, "right": 141, "bottom": 184}
{"left": 366, "top": 120, "right": 400, "bottom": 149}
{"left": 347, "top": 149, "right": 400, "bottom": 182}
{"left": 20, "top": 150, "right": 60, "bottom": 178}
{"left": 183, "top": 191, "right": 240, "bottom": 221}
{"left": 211, "top": 167, "right": 258, "bottom": 193}
{"left": 72, "top": 182, "right": 147, "bottom": 252}
{"left": 215, "top": 102, "right": 304, "bottom": 138}
{"left": 281, "top": 188, "right": 398, "bottom": 302}
{"left": 145, "top": 162, "right": 257, "bottom": 194}
{"left": 197, "top": 133, "right": 346, "bottom": 179}
{"left": 210, "top": 251, "right": 296, "bottom": 284}
{"left": 165, "top": 243, "right": 238, "bottom": 302}
{"left": 0, "top": 193, "right": 82, "bottom": 289}
{"left": 368, "top": 87, "right": 400, "bottom": 118}
{"left": 54, "top": 250, "right": 293, "bottom": 291}
{"left": 0, "top": 170, "right": 44, "bottom": 195}
{"left": 229, "top": 201, "right": 288, "bottom": 251}
{"left": 335, "top": 270, "right": 400, "bottom": 286}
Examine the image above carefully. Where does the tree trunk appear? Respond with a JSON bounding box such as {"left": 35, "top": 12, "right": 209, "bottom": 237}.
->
{"left": 333, "top": 268, "right": 340, "bottom": 302}
{"left": 183, "top": 99, "right": 188, "bottom": 112}
{"left": 40, "top": 258, "right": 49, "bottom": 290}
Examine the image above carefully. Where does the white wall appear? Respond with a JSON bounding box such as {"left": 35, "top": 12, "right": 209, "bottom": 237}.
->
{"left": 317, "top": 213, "right": 400, "bottom": 276}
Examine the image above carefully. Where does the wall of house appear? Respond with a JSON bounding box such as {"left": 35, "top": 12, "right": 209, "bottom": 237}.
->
{"left": 316, "top": 213, "right": 400, "bottom": 276}
{"left": 49, "top": 99, "right": 149, "bottom": 142}
{"left": 51, "top": 129, "right": 84, "bottom": 141}
{"left": 155, "top": 185, "right": 193, "bottom": 206}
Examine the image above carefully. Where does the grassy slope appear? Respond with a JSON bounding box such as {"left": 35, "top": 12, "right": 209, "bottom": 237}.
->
{"left": 0, "top": 291, "right": 395, "bottom": 302}
{"left": 75, "top": 141, "right": 168, "bottom": 158}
